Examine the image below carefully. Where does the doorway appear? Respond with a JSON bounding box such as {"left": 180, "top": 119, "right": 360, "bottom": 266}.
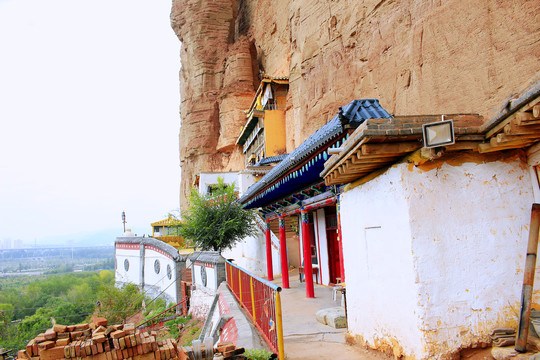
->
{"left": 325, "top": 207, "right": 342, "bottom": 284}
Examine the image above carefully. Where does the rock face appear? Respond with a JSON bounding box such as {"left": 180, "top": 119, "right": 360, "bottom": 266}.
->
{"left": 171, "top": 0, "right": 540, "bottom": 209}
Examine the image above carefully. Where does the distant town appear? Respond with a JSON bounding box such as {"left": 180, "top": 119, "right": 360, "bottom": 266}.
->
{"left": 0, "top": 245, "right": 114, "bottom": 276}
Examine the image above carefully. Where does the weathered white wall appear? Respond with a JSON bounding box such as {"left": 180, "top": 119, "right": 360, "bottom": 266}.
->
{"left": 143, "top": 247, "right": 177, "bottom": 303}
{"left": 528, "top": 143, "right": 540, "bottom": 202}
{"left": 238, "top": 171, "right": 258, "bottom": 197}
{"left": 341, "top": 153, "right": 539, "bottom": 359}
{"left": 115, "top": 246, "right": 141, "bottom": 285}
{"left": 199, "top": 172, "right": 239, "bottom": 195}
{"left": 115, "top": 239, "right": 182, "bottom": 305}
{"left": 193, "top": 263, "right": 219, "bottom": 291}
{"left": 199, "top": 171, "right": 257, "bottom": 198}
{"left": 405, "top": 156, "right": 535, "bottom": 357}
{"left": 222, "top": 227, "right": 281, "bottom": 278}
{"left": 340, "top": 165, "right": 423, "bottom": 358}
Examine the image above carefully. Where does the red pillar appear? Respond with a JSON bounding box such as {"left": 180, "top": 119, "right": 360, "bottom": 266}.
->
{"left": 279, "top": 215, "right": 289, "bottom": 289}
{"left": 265, "top": 220, "right": 274, "bottom": 281}
{"left": 337, "top": 201, "right": 346, "bottom": 283}
{"left": 301, "top": 209, "right": 315, "bottom": 298}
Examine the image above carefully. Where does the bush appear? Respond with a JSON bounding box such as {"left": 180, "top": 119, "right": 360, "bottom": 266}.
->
{"left": 245, "top": 348, "right": 274, "bottom": 360}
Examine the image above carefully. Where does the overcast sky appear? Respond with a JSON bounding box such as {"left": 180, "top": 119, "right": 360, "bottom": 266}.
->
{"left": 0, "top": 0, "right": 181, "bottom": 245}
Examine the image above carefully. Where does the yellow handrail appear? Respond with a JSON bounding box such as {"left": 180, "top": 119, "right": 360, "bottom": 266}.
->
{"left": 275, "top": 291, "right": 285, "bottom": 360}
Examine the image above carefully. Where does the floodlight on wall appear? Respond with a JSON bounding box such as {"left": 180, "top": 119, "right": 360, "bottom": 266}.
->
{"left": 422, "top": 115, "right": 455, "bottom": 148}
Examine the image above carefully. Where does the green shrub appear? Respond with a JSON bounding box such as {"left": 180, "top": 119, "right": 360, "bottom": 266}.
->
{"left": 245, "top": 348, "right": 274, "bottom": 360}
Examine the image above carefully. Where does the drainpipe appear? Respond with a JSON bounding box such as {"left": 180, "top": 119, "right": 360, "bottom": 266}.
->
{"left": 279, "top": 215, "right": 289, "bottom": 289}
{"left": 301, "top": 209, "right": 315, "bottom": 298}
{"left": 265, "top": 220, "right": 274, "bottom": 281}
{"left": 516, "top": 203, "right": 540, "bottom": 352}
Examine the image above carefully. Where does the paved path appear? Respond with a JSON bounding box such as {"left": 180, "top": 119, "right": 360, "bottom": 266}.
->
{"left": 273, "top": 271, "right": 392, "bottom": 360}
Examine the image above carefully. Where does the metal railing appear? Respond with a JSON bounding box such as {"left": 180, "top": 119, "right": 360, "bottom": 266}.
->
{"left": 225, "top": 260, "right": 284, "bottom": 359}
{"left": 136, "top": 298, "right": 187, "bottom": 330}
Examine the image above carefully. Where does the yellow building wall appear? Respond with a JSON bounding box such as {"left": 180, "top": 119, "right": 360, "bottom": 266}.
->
{"left": 264, "top": 110, "right": 286, "bottom": 156}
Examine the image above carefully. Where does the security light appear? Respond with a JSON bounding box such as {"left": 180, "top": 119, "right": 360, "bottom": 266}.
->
{"left": 422, "top": 117, "right": 454, "bottom": 148}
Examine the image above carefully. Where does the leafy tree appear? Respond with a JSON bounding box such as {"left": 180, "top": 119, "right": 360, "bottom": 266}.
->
{"left": 180, "top": 178, "right": 257, "bottom": 252}
{"left": 96, "top": 283, "right": 145, "bottom": 324}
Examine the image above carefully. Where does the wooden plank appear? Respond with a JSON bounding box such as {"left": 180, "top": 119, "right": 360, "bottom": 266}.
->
{"left": 495, "top": 133, "right": 540, "bottom": 144}
{"left": 352, "top": 154, "right": 399, "bottom": 165}
{"left": 344, "top": 164, "right": 390, "bottom": 174}
{"left": 504, "top": 123, "right": 540, "bottom": 136}
{"left": 485, "top": 116, "right": 512, "bottom": 139}
{"left": 445, "top": 141, "right": 482, "bottom": 151}
{"left": 355, "top": 152, "right": 406, "bottom": 161}
{"left": 533, "top": 105, "right": 540, "bottom": 118}
{"left": 522, "top": 97, "right": 540, "bottom": 113}
{"left": 516, "top": 111, "right": 536, "bottom": 121}
{"left": 480, "top": 140, "right": 536, "bottom": 153}
{"left": 322, "top": 136, "right": 371, "bottom": 175}
{"left": 514, "top": 118, "right": 540, "bottom": 126}
{"left": 346, "top": 159, "right": 389, "bottom": 170}
{"left": 455, "top": 134, "right": 484, "bottom": 141}
{"left": 360, "top": 142, "right": 421, "bottom": 156}
{"left": 486, "top": 111, "right": 540, "bottom": 138}
{"left": 527, "top": 142, "right": 540, "bottom": 166}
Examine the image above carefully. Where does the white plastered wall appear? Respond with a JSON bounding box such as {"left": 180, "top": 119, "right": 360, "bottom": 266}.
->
{"left": 193, "top": 263, "right": 218, "bottom": 291}
{"left": 198, "top": 172, "right": 239, "bottom": 195}
{"left": 340, "top": 165, "right": 423, "bottom": 358}
{"left": 115, "top": 247, "right": 141, "bottom": 285}
{"left": 143, "top": 248, "right": 177, "bottom": 303}
{"left": 405, "top": 156, "right": 535, "bottom": 357}
{"left": 222, "top": 227, "right": 281, "bottom": 278}
{"left": 341, "top": 154, "right": 540, "bottom": 359}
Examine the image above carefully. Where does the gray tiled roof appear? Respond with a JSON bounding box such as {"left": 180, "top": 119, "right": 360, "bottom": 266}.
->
{"left": 256, "top": 154, "right": 288, "bottom": 166}
{"left": 189, "top": 251, "right": 225, "bottom": 264}
{"left": 238, "top": 99, "right": 391, "bottom": 206}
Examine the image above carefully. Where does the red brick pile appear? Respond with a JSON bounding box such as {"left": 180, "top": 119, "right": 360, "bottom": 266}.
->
{"left": 179, "top": 342, "right": 247, "bottom": 360}
{"left": 18, "top": 318, "right": 179, "bottom": 360}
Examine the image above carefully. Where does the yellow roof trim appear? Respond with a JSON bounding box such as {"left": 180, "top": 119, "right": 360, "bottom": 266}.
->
{"left": 151, "top": 217, "right": 183, "bottom": 227}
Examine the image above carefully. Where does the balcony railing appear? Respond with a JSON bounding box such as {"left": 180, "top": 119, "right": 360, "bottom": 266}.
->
{"left": 225, "top": 259, "right": 284, "bottom": 359}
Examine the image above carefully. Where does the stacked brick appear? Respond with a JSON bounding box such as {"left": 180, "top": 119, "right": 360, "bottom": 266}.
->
{"left": 179, "top": 342, "right": 249, "bottom": 360}
{"left": 18, "top": 318, "right": 179, "bottom": 360}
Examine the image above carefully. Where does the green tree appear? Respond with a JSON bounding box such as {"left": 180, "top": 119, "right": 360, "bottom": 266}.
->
{"left": 180, "top": 178, "right": 257, "bottom": 252}
{"left": 96, "top": 283, "right": 145, "bottom": 324}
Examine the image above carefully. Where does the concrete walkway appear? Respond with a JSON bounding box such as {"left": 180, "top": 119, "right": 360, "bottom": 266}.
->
{"left": 273, "top": 271, "right": 393, "bottom": 360}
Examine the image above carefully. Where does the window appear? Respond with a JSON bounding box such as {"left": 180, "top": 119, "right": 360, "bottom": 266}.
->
{"left": 154, "top": 259, "right": 161, "bottom": 274}
{"left": 167, "top": 264, "right": 172, "bottom": 280}
{"left": 207, "top": 184, "right": 220, "bottom": 195}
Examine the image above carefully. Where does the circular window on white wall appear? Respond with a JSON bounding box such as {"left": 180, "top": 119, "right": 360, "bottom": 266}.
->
{"left": 154, "top": 259, "right": 161, "bottom": 274}
{"left": 167, "top": 264, "right": 172, "bottom": 280}
{"left": 200, "top": 265, "right": 207, "bottom": 287}
{"left": 124, "top": 259, "right": 129, "bottom": 272}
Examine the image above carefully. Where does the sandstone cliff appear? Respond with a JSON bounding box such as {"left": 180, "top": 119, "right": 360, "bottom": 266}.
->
{"left": 171, "top": 0, "right": 540, "bottom": 210}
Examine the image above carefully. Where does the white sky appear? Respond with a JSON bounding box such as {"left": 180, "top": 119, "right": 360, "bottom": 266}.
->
{"left": 0, "top": 0, "right": 181, "bottom": 245}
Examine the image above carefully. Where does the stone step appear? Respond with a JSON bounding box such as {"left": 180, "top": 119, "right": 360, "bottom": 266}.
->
{"left": 315, "top": 307, "right": 346, "bottom": 329}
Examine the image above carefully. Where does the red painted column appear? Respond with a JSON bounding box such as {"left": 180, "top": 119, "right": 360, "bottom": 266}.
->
{"left": 301, "top": 209, "right": 315, "bottom": 298}
{"left": 265, "top": 220, "right": 274, "bottom": 281}
{"left": 337, "top": 200, "right": 346, "bottom": 283}
{"left": 279, "top": 215, "right": 289, "bottom": 289}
